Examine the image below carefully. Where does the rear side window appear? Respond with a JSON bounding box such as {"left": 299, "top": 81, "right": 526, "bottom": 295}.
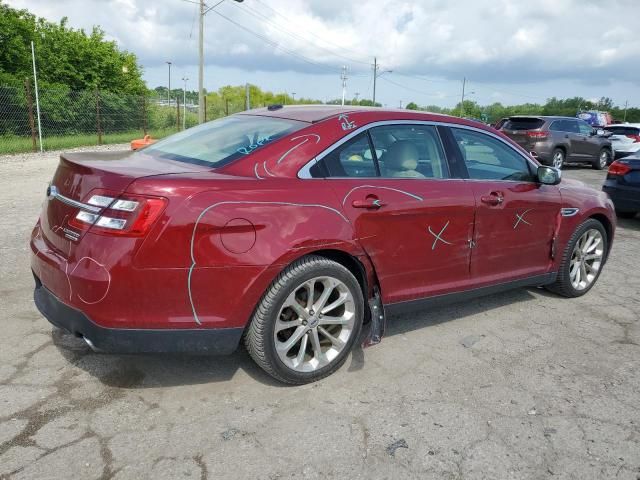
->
{"left": 503, "top": 118, "right": 545, "bottom": 131}
{"left": 369, "top": 125, "right": 449, "bottom": 179}
{"left": 452, "top": 128, "right": 534, "bottom": 182}
{"left": 315, "top": 133, "right": 377, "bottom": 178}
{"left": 144, "top": 115, "right": 306, "bottom": 167}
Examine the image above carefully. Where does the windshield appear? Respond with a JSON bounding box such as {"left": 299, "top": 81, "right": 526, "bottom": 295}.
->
{"left": 144, "top": 115, "right": 306, "bottom": 167}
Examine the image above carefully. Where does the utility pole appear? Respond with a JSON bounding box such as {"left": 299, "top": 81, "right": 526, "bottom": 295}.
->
{"left": 340, "top": 65, "right": 348, "bottom": 106}
{"left": 182, "top": 77, "right": 188, "bottom": 130}
{"left": 354, "top": 92, "right": 360, "bottom": 104}
{"left": 291, "top": 92, "right": 296, "bottom": 103}
{"left": 372, "top": 57, "right": 378, "bottom": 105}
{"left": 460, "top": 77, "right": 466, "bottom": 117}
{"left": 166, "top": 61, "right": 172, "bottom": 105}
{"left": 245, "top": 83, "right": 250, "bottom": 110}
{"left": 197, "top": 0, "right": 244, "bottom": 124}
{"left": 623, "top": 100, "right": 628, "bottom": 122}
{"left": 198, "top": 0, "right": 205, "bottom": 123}
{"left": 399, "top": 100, "right": 403, "bottom": 109}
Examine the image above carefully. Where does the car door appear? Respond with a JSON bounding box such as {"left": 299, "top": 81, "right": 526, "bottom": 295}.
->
{"left": 563, "top": 119, "right": 586, "bottom": 160}
{"left": 308, "top": 124, "right": 476, "bottom": 305}
{"left": 576, "top": 120, "right": 601, "bottom": 159}
{"left": 446, "top": 126, "right": 561, "bottom": 286}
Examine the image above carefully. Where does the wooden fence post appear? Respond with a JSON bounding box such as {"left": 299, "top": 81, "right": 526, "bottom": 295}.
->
{"left": 225, "top": 98, "right": 229, "bottom": 116}
{"left": 24, "top": 78, "right": 37, "bottom": 152}
{"left": 95, "top": 87, "right": 103, "bottom": 145}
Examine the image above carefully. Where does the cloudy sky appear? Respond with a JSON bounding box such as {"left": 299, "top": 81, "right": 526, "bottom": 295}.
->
{"left": 6, "top": 0, "right": 640, "bottom": 107}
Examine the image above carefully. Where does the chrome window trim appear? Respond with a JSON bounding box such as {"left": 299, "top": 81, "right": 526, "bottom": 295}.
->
{"left": 49, "top": 190, "right": 102, "bottom": 213}
{"left": 297, "top": 120, "right": 540, "bottom": 180}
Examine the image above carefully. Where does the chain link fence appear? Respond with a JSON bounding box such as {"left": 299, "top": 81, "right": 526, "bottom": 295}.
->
{"left": 0, "top": 81, "right": 248, "bottom": 155}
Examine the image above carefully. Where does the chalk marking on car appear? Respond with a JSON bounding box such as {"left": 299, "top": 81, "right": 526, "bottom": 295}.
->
{"left": 70, "top": 256, "right": 112, "bottom": 305}
{"left": 341, "top": 185, "right": 423, "bottom": 206}
{"left": 188, "top": 200, "right": 350, "bottom": 325}
{"left": 263, "top": 161, "right": 277, "bottom": 177}
{"left": 427, "top": 222, "right": 453, "bottom": 250}
{"left": 254, "top": 163, "right": 263, "bottom": 180}
{"left": 514, "top": 209, "right": 533, "bottom": 229}
{"left": 276, "top": 134, "right": 321, "bottom": 164}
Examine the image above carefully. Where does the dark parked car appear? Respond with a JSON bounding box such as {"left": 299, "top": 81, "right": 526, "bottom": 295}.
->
{"left": 31, "top": 106, "right": 615, "bottom": 384}
{"left": 603, "top": 153, "right": 640, "bottom": 218}
{"left": 501, "top": 116, "right": 612, "bottom": 170}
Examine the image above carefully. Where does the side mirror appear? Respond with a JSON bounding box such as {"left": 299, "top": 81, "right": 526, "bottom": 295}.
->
{"left": 596, "top": 129, "right": 605, "bottom": 136}
{"left": 537, "top": 166, "right": 561, "bottom": 185}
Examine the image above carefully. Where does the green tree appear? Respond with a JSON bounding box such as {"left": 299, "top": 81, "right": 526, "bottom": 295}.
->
{"left": 405, "top": 102, "right": 419, "bottom": 110}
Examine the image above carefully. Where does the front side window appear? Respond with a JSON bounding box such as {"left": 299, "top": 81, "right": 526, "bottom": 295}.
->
{"left": 451, "top": 128, "right": 534, "bottom": 182}
{"left": 314, "top": 132, "right": 377, "bottom": 178}
{"left": 369, "top": 125, "right": 449, "bottom": 179}
{"left": 578, "top": 121, "right": 593, "bottom": 135}
{"left": 144, "top": 115, "right": 306, "bottom": 168}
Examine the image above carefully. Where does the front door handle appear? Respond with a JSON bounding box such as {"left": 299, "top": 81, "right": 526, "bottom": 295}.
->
{"left": 352, "top": 198, "right": 386, "bottom": 209}
{"left": 480, "top": 192, "right": 504, "bottom": 206}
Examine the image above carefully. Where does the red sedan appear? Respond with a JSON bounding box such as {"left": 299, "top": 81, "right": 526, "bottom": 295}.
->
{"left": 31, "top": 106, "right": 615, "bottom": 384}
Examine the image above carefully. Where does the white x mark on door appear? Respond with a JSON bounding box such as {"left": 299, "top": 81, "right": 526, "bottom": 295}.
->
{"left": 427, "top": 221, "right": 453, "bottom": 250}
{"left": 514, "top": 209, "right": 533, "bottom": 229}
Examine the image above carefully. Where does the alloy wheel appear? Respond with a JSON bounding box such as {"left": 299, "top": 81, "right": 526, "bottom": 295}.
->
{"left": 599, "top": 150, "right": 608, "bottom": 168}
{"left": 569, "top": 229, "right": 604, "bottom": 291}
{"left": 274, "top": 276, "right": 356, "bottom": 372}
{"left": 553, "top": 151, "right": 564, "bottom": 169}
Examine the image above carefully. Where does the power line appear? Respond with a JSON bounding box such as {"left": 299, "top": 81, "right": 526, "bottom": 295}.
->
{"left": 211, "top": 9, "right": 344, "bottom": 74}
{"left": 229, "top": 1, "right": 371, "bottom": 68}
{"left": 379, "top": 76, "right": 459, "bottom": 98}
{"left": 252, "top": 0, "right": 372, "bottom": 61}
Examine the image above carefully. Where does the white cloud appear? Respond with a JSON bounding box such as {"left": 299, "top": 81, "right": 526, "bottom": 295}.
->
{"left": 5, "top": 0, "right": 640, "bottom": 105}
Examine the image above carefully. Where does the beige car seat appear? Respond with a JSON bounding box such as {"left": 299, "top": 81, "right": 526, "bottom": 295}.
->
{"left": 383, "top": 140, "right": 426, "bottom": 178}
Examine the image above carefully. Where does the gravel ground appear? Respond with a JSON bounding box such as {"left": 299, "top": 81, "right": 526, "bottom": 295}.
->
{"left": 0, "top": 146, "right": 638, "bottom": 480}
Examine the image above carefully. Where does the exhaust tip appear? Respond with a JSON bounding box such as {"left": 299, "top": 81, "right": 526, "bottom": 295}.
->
{"left": 82, "top": 336, "right": 98, "bottom": 351}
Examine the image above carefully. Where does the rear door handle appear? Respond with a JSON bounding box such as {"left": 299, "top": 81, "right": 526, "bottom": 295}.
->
{"left": 352, "top": 199, "right": 386, "bottom": 209}
{"left": 480, "top": 192, "right": 504, "bottom": 206}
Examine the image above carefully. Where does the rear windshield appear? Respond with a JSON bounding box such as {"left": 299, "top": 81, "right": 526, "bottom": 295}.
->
{"left": 604, "top": 126, "right": 640, "bottom": 135}
{"left": 503, "top": 118, "right": 545, "bottom": 130}
{"left": 144, "top": 115, "right": 306, "bottom": 167}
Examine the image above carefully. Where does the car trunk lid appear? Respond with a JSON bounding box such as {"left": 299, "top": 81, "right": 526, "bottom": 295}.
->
{"left": 41, "top": 150, "right": 208, "bottom": 253}
{"left": 501, "top": 118, "right": 546, "bottom": 150}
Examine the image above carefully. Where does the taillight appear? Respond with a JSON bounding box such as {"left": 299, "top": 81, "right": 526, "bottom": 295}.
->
{"left": 526, "top": 130, "right": 549, "bottom": 139}
{"left": 625, "top": 134, "right": 640, "bottom": 143}
{"left": 69, "top": 192, "right": 167, "bottom": 236}
{"left": 608, "top": 161, "right": 632, "bottom": 176}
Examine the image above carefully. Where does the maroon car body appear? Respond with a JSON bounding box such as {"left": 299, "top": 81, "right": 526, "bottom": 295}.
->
{"left": 31, "top": 106, "right": 616, "bottom": 383}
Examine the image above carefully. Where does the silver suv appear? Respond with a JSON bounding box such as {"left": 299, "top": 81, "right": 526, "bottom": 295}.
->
{"left": 501, "top": 116, "right": 613, "bottom": 170}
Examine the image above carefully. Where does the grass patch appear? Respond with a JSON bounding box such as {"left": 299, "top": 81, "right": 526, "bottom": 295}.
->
{"left": 0, "top": 128, "right": 178, "bottom": 155}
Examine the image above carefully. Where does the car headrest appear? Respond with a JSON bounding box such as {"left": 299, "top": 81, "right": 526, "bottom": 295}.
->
{"left": 385, "top": 140, "right": 419, "bottom": 171}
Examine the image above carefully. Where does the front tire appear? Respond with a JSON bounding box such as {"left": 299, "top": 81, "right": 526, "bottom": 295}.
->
{"left": 245, "top": 255, "right": 364, "bottom": 384}
{"left": 546, "top": 219, "right": 607, "bottom": 298}
{"left": 592, "top": 149, "right": 609, "bottom": 170}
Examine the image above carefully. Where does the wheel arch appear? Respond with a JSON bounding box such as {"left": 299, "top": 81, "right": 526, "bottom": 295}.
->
{"left": 588, "top": 213, "right": 614, "bottom": 260}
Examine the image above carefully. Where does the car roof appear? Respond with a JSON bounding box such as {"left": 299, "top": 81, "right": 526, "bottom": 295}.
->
{"left": 606, "top": 123, "right": 640, "bottom": 128}
{"left": 508, "top": 115, "right": 578, "bottom": 120}
{"left": 237, "top": 104, "right": 472, "bottom": 125}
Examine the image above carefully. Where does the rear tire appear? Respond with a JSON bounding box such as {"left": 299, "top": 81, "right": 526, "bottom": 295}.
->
{"left": 546, "top": 219, "right": 607, "bottom": 298}
{"left": 245, "top": 255, "right": 364, "bottom": 385}
{"left": 551, "top": 148, "right": 565, "bottom": 169}
{"left": 592, "top": 149, "right": 609, "bottom": 170}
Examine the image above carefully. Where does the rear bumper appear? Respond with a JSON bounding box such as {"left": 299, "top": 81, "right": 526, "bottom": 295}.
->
{"left": 603, "top": 183, "right": 640, "bottom": 212}
{"left": 33, "top": 274, "right": 243, "bottom": 354}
